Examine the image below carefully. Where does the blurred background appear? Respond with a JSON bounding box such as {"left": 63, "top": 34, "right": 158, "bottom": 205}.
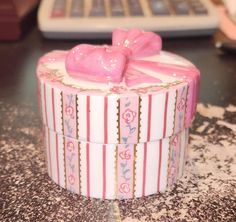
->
{"left": 0, "top": 0, "right": 235, "bottom": 106}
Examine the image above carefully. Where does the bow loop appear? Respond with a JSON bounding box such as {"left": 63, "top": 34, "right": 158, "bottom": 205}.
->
{"left": 65, "top": 29, "right": 162, "bottom": 84}
{"left": 65, "top": 44, "right": 127, "bottom": 83}
{"left": 112, "top": 29, "right": 162, "bottom": 58}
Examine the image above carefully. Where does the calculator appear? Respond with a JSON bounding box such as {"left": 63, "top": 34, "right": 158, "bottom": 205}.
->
{"left": 38, "top": 0, "right": 219, "bottom": 39}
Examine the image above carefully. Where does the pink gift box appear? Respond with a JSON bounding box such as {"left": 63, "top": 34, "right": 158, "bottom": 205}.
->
{"left": 37, "top": 29, "right": 200, "bottom": 199}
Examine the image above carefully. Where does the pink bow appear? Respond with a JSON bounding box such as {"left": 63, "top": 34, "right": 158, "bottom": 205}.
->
{"left": 65, "top": 29, "right": 162, "bottom": 86}
{"left": 65, "top": 29, "right": 200, "bottom": 127}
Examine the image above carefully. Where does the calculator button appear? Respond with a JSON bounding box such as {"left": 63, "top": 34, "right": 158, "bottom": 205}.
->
{"left": 192, "top": 5, "right": 208, "bottom": 15}
{"left": 90, "top": 0, "right": 106, "bottom": 16}
{"left": 170, "top": 0, "right": 183, "bottom": 4}
{"left": 127, "top": 0, "right": 144, "bottom": 16}
{"left": 189, "top": 0, "right": 202, "bottom": 6}
{"left": 150, "top": 0, "right": 169, "bottom": 15}
{"left": 111, "top": 0, "right": 124, "bottom": 16}
{"left": 70, "top": 0, "right": 84, "bottom": 17}
{"left": 173, "top": 1, "right": 189, "bottom": 15}
{"left": 51, "top": 0, "right": 66, "bottom": 17}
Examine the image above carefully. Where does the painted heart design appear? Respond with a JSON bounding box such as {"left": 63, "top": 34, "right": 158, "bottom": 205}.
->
{"left": 65, "top": 44, "right": 127, "bottom": 84}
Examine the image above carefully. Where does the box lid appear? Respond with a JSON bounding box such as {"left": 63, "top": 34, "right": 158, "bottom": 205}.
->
{"left": 37, "top": 29, "right": 200, "bottom": 144}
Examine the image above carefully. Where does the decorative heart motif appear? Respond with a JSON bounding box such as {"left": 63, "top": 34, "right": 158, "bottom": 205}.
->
{"left": 65, "top": 44, "right": 127, "bottom": 83}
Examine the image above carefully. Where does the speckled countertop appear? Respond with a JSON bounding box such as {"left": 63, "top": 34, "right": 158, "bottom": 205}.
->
{"left": 0, "top": 101, "right": 236, "bottom": 222}
{"left": 0, "top": 28, "right": 236, "bottom": 222}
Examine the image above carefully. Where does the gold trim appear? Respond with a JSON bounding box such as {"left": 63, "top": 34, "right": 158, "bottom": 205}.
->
{"left": 78, "top": 141, "right": 81, "bottom": 195}
{"left": 138, "top": 96, "right": 142, "bottom": 143}
{"left": 117, "top": 98, "right": 121, "bottom": 143}
{"left": 167, "top": 137, "right": 172, "bottom": 189}
{"left": 184, "top": 85, "right": 190, "bottom": 126}
{"left": 61, "top": 91, "right": 65, "bottom": 134}
{"left": 172, "top": 89, "right": 178, "bottom": 135}
{"left": 63, "top": 137, "right": 66, "bottom": 189}
{"left": 61, "top": 91, "right": 67, "bottom": 189}
{"left": 76, "top": 94, "right": 79, "bottom": 140}
{"left": 133, "top": 144, "right": 137, "bottom": 198}
{"left": 177, "top": 132, "right": 182, "bottom": 180}
{"left": 114, "top": 145, "right": 118, "bottom": 199}
{"left": 166, "top": 89, "right": 178, "bottom": 189}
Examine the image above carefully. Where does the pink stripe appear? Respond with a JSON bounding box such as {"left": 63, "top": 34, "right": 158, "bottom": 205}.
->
{"left": 55, "top": 133, "right": 60, "bottom": 185}
{"left": 104, "top": 97, "right": 108, "bottom": 143}
{"left": 157, "top": 140, "right": 162, "bottom": 192}
{"left": 43, "top": 83, "right": 48, "bottom": 126}
{"left": 86, "top": 96, "right": 90, "bottom": 141}
{"left": 51, "top": 88, "right": 56, "bottom": 131}
{"left": 47, "top": 128, "right": 52, "bottom": 177}
{"left": 103, "top": 97, "right": 108, "bottom": 199}
{"left": 163, "top": 92, "right": 169, "bottom": 138}
{"left": 102, "top": 145, "right": 106, "bottom": 199}
{"left": 142, "top": 143, "right": 147, "bottom": 196}
{"left": 147, "top": 94, "right": 152, "bottom": 141}
{"left": 192, "top": 79, "right": 196, "bottom": 121}
{"left": 86, "top": 143, "right": 90, "bottom": 197}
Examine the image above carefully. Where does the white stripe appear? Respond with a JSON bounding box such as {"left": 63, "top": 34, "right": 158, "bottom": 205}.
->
{"left": 40, "top": 82, "right": 46, "bottom": 124}
{"left": 58, "top": 134, "right": 65, "bottom": 188}
{"left": 45, "top": 84, "right": 54, "bottom": 131}
{"left": 185, "top": 128, "right": 189, "bottom": 147}
{"left": 145, "top": 142, "right": 159, "bottom": 195}
{"left": 184, "top": 128, "right": 189, "bottom": 165}
{"left": 78, "top": 95, "right": 87, "bottom": 141}
{"left": 150, "top": 93, "right": 165, "bottom": 140}
{"left": 181, "top": 85, "right": 188, "bottom": 130}
{"left": 159, "top": 138, "right": 169, "bottom": 192}
{"left": 45, "top": 127, "right": 50, "bottom": 176}
{"left": 90, "top": 95, "right": 104, "bottom": 143}
{"left": 166, "top": 89, "right": 178, "bottom": 137}
{"left": 178, "top": 129, "right": 186, "bottom": 179}
{"left": 139, "top": 96, "right": 148, "bottom": 142}
{"left": 108, "top": 95, "right": 119, "bottom": 144}
{"left": 134, "top": 143, "right": 144, "bottom": 197}
{"left": 89, "top": 143, "right": 103, "bottom": 198}
{"left": 49, "top": 130, "right": 58, "bottom": 183}
{"left": 106, "top": 144, "right": 116, "bottom": 199}
{"left": 80, "top": 141, "right": 87, "bottom": 196}
{"left": 53, "top": 87, "right": 63, "bottom": 134}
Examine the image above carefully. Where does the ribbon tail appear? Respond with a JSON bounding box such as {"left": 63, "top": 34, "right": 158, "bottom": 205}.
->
{"left": 130, "top": 60, "right": 199, "bottom": 78}
{"left": 124, "top": 66, "right": 162, "bottom": 87}
{"left": 129, "top": 60, "right": 200, "bottom": 126}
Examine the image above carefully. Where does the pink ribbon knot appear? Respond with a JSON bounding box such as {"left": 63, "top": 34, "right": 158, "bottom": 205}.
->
{"left": 65, "top": 29, "right": 200, "bottom": 127}
{"left": 65, "top": 29, "right": 162, "bottom": 86}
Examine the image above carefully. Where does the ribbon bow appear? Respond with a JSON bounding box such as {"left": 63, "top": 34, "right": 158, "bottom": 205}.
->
{"left": 65, "top": 29, "right": 200, "bottom": 126}
{"left": 65, "top": 29, "right": 163, "bottom": 86}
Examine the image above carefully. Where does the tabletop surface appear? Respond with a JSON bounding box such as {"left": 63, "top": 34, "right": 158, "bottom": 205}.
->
{"left": 0, "top": 28, "right": 236, "bottom": 222}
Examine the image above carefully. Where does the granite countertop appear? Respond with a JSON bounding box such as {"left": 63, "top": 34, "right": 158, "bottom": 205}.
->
{"left": 0, "top": 28, "right": 236, "bottom": 222}
{"left": 0, "top": 101, "right": 235, "bottom": 222}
